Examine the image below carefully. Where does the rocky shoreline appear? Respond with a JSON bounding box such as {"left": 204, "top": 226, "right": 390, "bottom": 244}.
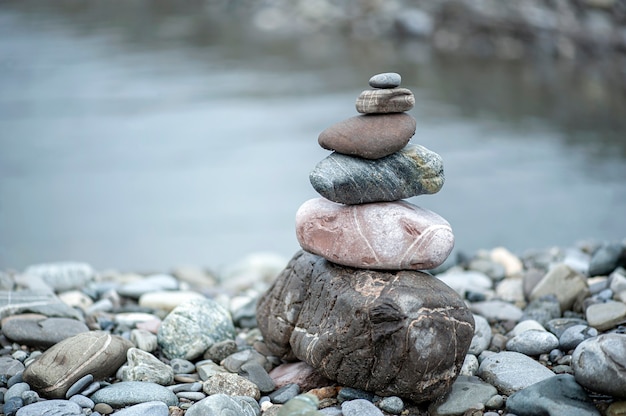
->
{"left": 0, "top": 239, "right": 625, "bottom": 416}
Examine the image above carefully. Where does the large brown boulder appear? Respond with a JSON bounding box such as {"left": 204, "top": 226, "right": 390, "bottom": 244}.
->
{"left": 256, "top": 251, "right": 475, "bottom": 402}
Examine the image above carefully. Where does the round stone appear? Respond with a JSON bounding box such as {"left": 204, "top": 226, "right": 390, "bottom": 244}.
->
{"left": 559, "top": 325, "right": 598, "bottom": 351}
{"left": 506, "top": 330, "right": 559, "bottom": 356}
{"left": 296, "top": 198, "right": 454, "bottom": 271}
{"left": 257, "top": 250, "right": 474, "bottom": 402}
{"left": 369, "top": 72, "right": 401, "bottom": 89}
{"left": 356, "top": 88, "right": 415, "bottom": 114}
{"left": 342, "top": 398, "right": 383, "bottom": 416}
{"left": 317, "top": 113, "right": 415, "bottom": 160}
{"left": 309, "top": 144, "right": 444, "bottom": 205}
{"left": 378, "top": 396, "right": 404, "bottom": 414}
{"left": 572, "top": 333, "right": 626, "bottom": 398}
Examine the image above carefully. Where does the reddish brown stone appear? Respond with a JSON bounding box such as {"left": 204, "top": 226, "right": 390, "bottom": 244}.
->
{"left": 318, "top": 113, "right": 416, "bottom": 159}
{"left": 296, "top": 198, "right": 454, "bottom": 271}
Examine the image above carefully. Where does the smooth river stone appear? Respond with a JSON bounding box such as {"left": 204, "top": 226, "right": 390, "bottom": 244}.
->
{"left": 0, "top": 290, "right": 82, "bottom": 320}
{"left": 23, "top": 331, "right": 133, "bottom": 398}
{"left": 256, "top": 250, "right": 475, "bottom": 402}
{"left": 296, "top": 198, "right": 454, "bottom": 270}
{"left": 317, "top": 113, "right": 415, "bottom": 160}
{"left": 1, "top": 314, "right": 89, "bottom": 347}
{"left": 310, "top": 144, "right": 443, "bottom": 205}
{"left": 90, "top": 381, "right": 178, "bottom": 407}
{"left": 572, "top": 333, "right": 626, "bottom": 398}
{"left": 356, "top": 88, "right": 415, "bottom": 114}
{"left": 369, "top": 72, "right": 401, "bottom": 89}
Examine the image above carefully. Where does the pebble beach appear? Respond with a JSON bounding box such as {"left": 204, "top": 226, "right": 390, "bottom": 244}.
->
{"left": 1, "top": 238, "right": 625, "bottom": 416}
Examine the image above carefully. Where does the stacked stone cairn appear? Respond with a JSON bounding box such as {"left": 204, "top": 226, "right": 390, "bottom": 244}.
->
{"left": 257, "top": 73, "right": 476, "bottom": 403}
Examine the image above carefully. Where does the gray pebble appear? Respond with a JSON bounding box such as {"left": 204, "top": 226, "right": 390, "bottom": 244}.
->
{"left": 269, "top": 383, "right": 300, "bottom": 404}
{"left": 7, "top": 372, "right": 23, "bottom": 387}
{"left": 572, "top": 333, "right": 626, "bottom": 398}
{"left": 66, "top": 374, "right": 94, "bottom": 398}
{"left": 369, "top": 72, "right": 401, "bottom": 89}
{"left": 176, "top": 391, "right": 206, "bottom": 401}
{"left": 112, "top": 401, "right": 169, "bottom": 416}
{"left": 185, "top": 394, "right": 260, "bottom": 416}
{"left": 337, "top": 387, "right": 374, "bottom": 403}
{"left": 79, "top": 381, "right": 101, "bottom": 396}
{"left": 559, "top": 325, "right": 598, "bottom": 351}
{"left": 468, "top": 314, "right": 492, "bottom": 355}
{"left": 5, "top": 382, "right": 29, "bottom": 401}
{"left": 0, "top": 357, "right": 25, "bottom": 379}
{"left": 240, "top": 361, "right": 275, "bottom": 393}
{"left": 506, "top": 329, "right": 559, "bottom": 356}
{"left": 460, "top": 354, "right": 479, "bottom": 376}
{"left": 20, "top": 390, "right": 39, "bottom": 406}
{"left": 428, "top": 375, "right": 497, "bottom": 415}
{"left": 69, "top": 394, "right": 94, "bottom": 408}
{"left": 378, "top": 396, "right": 403, "bottom": 414}
{"left": 170, "top": 358, "right": 196, "bottom": 375}
{"left": 4, "top": 396, "right": 23, "bottom": 416}
{"left": 320, "top": 407, "right": 343, "bottom": 415}
{"left": 545, "top": 318, "right": 588, "bottom": 338}
{"left": 342, "top": 398, "right": 383, "bottom": 416}
{"left": 478, "top": 351, "right": 555, "bottom": 395}
{"left": 90, "top": 381, "right": 178, "bottom": 407}
{"left": 15, "top": 399, "right": 82, "bottom": 416}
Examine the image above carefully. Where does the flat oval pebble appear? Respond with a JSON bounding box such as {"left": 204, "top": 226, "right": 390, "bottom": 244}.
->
{"left": 378, "top": 396, "right": 404, "bottom": 414}
{"left": 157, "top": 298, "right": 235, "bottom": 360}
{"left": 506, "top": 374, "right": 600, "bottom": 416}
{"left": 23, "top": 331, "right": 133, "bottom": 398}
{"left": 117, "top": 274, "right": 178, "bottom": 299}
{"left": 478, "top": 351, "right": 555, "bottom": 395}
{"left": 296, "top": 198, "right": 454, "bottom": 270}
{"left": 585, "top": 300, "right": 626, "bottom": 331}
{"left": 356, "top": 88, "right": 415, "bottom": 114}
{"left": 572, "top": 333, "right": 626, "bottom": 398}
{"left": 90, "top": 381, "right": 178, "bottom": 407}
{"left": 309, "top": 144, "right": 444, "bottom": 205}
{"left": 1, "top": 315, "right": 89, "bottom": 347}
{"left": 341, "top": 398, "right": 383, "bottom": 416}
{"left": 112, "top": 401, "right": 169, "bottom": 416}
{"left": 506, "top": 329, "right": 559, "bottom": 356}
{"left": 369, "top": 72, "right": 401, "bottom": 88}
{"left": 185, "top": 394, "right": 260, "bottom": 416}
{"left": 138, "top": 290, "right": 205, "bottom": 312}
{"left": 66, "top": 374, "right": 94, "bottom": 398}
{"left": 15, "top": 399, "right": 82, "bottom": 416}
{"left": 428, "top": 375, "right": 497, "bottom": 416}
{"left": 559, "top": 325, "right": 597, "bottom": 351}
{"left": 317, "top": 113, "right": 415, "bottom": 159}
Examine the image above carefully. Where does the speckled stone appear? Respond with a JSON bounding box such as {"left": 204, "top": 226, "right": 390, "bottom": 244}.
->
{"left": 119, "top": 348, "right": 174, "bottom": 385}
{"left": 23, "top": 331, "right": 133, "bottom": 399}
{"left": 342, "top": 399, "right": 383, "bottom": 416}
{"left": 309, "top": 144, "right": 444, "bottom": 205}
{"left": 157, "top": 298, "right": 236, "bottom": 360}
{"left": 296, "top": 199, "right": 454, "bottom": 271}
{"left": 257, "top": 250, "right": 474, "bottom": 402}
{"left": 202, "top": 372, "right": 260, "bottom": 400}
{"left": 356, "top": 88, "right": 415, "bottom": 114}
{"left": 317, "top": 114, "right": 415, "bottom": 160}
{"left": 185, "top": 394, "right": 260, "bottom": 416}
{"left": 429, "top": 376, "right": 497, "bottom": 416}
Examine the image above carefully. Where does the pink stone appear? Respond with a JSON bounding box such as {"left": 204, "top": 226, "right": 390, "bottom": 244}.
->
{"left": 295, "top": 198, "right": 454, "bottom": 270}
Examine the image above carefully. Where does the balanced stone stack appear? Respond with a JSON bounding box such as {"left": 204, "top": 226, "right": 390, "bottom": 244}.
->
{"left": 257, "top": 73, "right": 475, "bottom": 403}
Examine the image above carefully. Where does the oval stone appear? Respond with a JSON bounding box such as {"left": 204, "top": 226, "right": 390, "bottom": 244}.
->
{"left": 356, "top": 88, "right": 415, "bottom": 114}
{"left": 572, "top": 333, "right": 626, "bottom": 398}
{"left": 296, "top": 198, "right": 454, "bottom": 270}
{"left": 369, "top": 72, "right": 401, "bottom": 89}
{"left": 318, "top": 113, "right": 416, "bottom": 160}
{"left": 90, "top": 381, "right": 178, "bottom": 407}
{"left": 256, "top": 251, "right": 475, "bottom": 402}
{"left": 309, "top": 144, "right": 444, "bottom": 205}
{"left": 23, "top": 331, "right": 133, "bottom": 399}
{"left": 1, "top": 315, "right": 89, "bottom": 348}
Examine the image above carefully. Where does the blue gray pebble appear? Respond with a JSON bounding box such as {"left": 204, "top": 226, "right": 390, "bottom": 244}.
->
{"left": 269, "top": 383, "right": 300, "bottom": 404}
{"left": 14, "top": 399, "right": 82, "bottom": 416}
{"left": 5, "top": 382, "right": 29, "bottom": 401}
{"left": 89, "top": 381, "right": 178, "bottom": 407}
{"left": 378, "top": 396, "right": 404, "bottom": 414}
{"left": 66, "top": 374, "right": 94, "bottom": 398}
{"left": 342, "top": 398, "right": 384, "bottom": 416}
{"left": 559, "top": 325, "right": 597, "bottom": 351}
{"left": 369, "top": 73, "right": 401, "bottom": 89}
{"left": 506, "top": 330, "right": 559, "bottom": 356}
{"left": 4, "top": 397, "right": 23, "bottom": 416}
{"left": 337, "top": 387, "right": 374, "bottom": 403}
{"left": 69, "top": 394, "right": 94, "bottom": 409}
{"left": 185, "top": 394, "right": 260, "bottom": 416}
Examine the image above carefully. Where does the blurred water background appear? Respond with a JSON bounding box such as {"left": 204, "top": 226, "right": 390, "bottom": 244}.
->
{"left": 1, "top": 1, "right": 625, "bottom": 272}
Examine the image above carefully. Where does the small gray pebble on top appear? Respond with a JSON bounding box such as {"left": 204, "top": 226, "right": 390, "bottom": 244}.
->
{"left": 369, "top": 72, "right": 401, "bottom": 89}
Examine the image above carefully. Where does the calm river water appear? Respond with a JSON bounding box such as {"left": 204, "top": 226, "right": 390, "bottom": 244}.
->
{"left": 1, "top": 2, "right": 625, "bottom": 272}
